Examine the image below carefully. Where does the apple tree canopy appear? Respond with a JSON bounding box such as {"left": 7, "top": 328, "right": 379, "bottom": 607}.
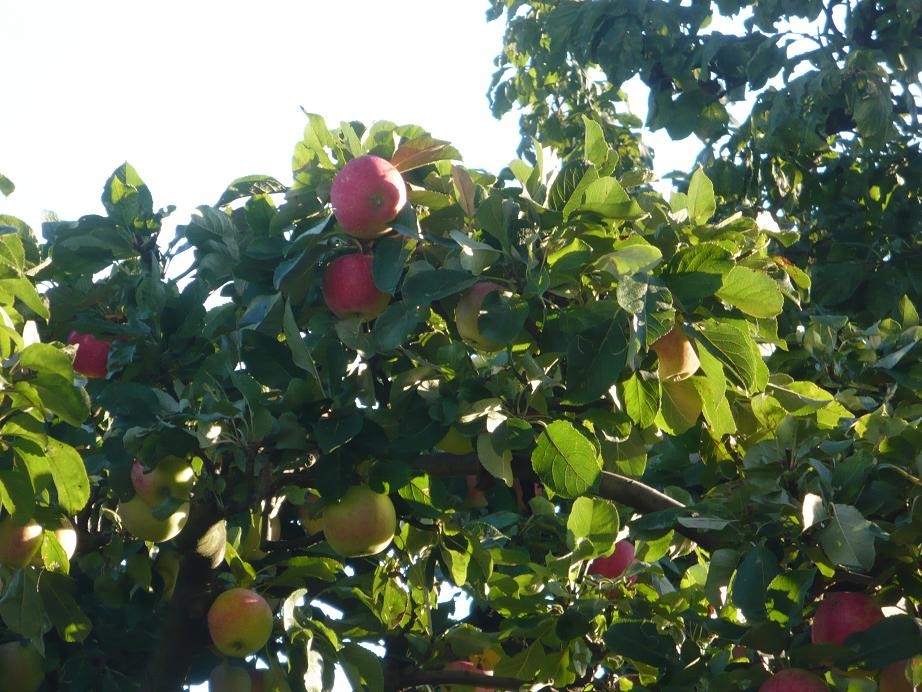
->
{"left": 0, "top": 3, "right": 920, "bottom": 691}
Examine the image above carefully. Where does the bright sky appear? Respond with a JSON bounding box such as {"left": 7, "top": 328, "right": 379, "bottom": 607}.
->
{"left": 0, "top": 0, "right": 706, "bottom": 241}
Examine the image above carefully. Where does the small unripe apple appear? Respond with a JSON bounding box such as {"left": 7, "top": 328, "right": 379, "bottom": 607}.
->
{"left": 0, "top": 641, "right": 45, "bottom": 692}
{"left": 323, "top": 485, "right": 397, "bottom": 557}
{"left": 208, "top": 587, "right": 274, "bottom": 658}
{"left": 0, "top": 519, "right": 43, "bottom": 568}
{"left": 650, "top": 325, "right": 700, "bottom": 382}
{"left": 811, "top": 591, "right": 884, "bottom": 645}
{"left": 67, "top": 331, "right": 111, "bottom": 379}
{"left": 877, "top": 659, "right": 918, "bottom": 692}
{"left": 435, "top": 426, "right": 474, "bottom": 455}
{"left": 131, "top": 456, "right": 195, "bottom": 508}
{"left": 589, "top": 540, "right": 635, "bottom": 580}
{"left": 330, "top": 154, "right": 407, "bottom": 238}
{"left": 455, "top": 281, "right": 504, "bottom": 351}
{"left": 322, "top": 253, "right": 390, "bottom": 321}
{"left": 117, "top": 496, "right": 189, "bottom": 543}
{"left": 759, "top": 668, "right": 828, "bottom": 691}
{"left": 209, "top": 662, "right": 253, "bottom": 692}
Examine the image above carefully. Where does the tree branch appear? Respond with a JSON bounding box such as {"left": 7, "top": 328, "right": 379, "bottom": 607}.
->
{"left": 390, "top": 669, "right": 527, "bottom": 691}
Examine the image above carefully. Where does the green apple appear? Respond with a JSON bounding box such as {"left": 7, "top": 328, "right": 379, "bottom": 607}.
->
{"left": 209, "top": 662, "right": 253, "bottom": 692}
{"left": 323, "top": 485, "right": 396, "bottom": 557}
{"left": 207, "top": 587, "right": 274, "bottom": 657}
{"left": 117, "top": 496, "right": 189, "bottom": 543}
{"left": 0, "top": 519, "right": 43, "bottom": 568}
{"left": 131, "top": 456, "right": 195, "bottom": 508}
{"left": 0, "top": 641, "right": 44, "bottom": 692}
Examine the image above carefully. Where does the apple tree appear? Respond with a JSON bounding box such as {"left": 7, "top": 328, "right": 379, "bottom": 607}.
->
{"left": 0, "top": 4, "right": 919, "bottom": 690}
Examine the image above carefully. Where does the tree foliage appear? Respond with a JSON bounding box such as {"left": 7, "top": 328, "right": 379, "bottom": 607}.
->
{"left": 0, "top": 3, "right": 919, "bottom": 691}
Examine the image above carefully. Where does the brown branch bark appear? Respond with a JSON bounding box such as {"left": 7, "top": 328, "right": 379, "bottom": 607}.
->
{"left": 141, "top": 493, "right": 226, "bottom": 692}
{"left": 390, "top": 669, "right": 528, "bottom": 691}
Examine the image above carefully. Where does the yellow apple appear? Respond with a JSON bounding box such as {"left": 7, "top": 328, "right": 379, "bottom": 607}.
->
{"left": 650, "top": 324, "right": 700, "bottom": 381}
{"left": 323, "top": 485, "right": 396, "bottom": 557}
{"left": 117, "top": 496, "right": 189, "bottom": 543}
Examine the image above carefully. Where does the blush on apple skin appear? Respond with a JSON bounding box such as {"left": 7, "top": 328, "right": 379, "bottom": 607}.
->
{"left": 589, "top": 540, "right": 636, "bottom": 581}
{"left": 330, "top": 155, "right": 407, "bottom": 239}
{"left": 322, "top": 253, "right": 391, "bottom": 321}
{"left": 811, "top": 591, "right": 884, "bottom": 646}
{"left": 67, "top": 331, "right": 111, "bottom": 379}
{"left": 759, "top": 668, "right": 829, "bottom": 691}
{"left": 455, "top": 281, "right": 504, "bottom": 351}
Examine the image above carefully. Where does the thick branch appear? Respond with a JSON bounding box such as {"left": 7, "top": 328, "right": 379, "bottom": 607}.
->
{"left": 141, "top": 494, "right": 226, "bottom": 692}
{"left": 390, "top": 669, "right": 527, "bottom": 691}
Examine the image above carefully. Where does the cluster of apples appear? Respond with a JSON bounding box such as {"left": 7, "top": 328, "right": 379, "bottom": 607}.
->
{"left": 759, "top": 590, "right": 915, "bottom": 691}
{"left": 116, "top": 456, "right": 194, "bottom": 543}
{"left": 0, "top": 516, "right": 77, "bottom": 570}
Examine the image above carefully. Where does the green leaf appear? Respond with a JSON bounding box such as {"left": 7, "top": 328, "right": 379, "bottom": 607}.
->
{"left": 731, "top": 545, "right": 779, "bottom": 623}
{"left": 582, "top": 116, "right": 609, "bottom": 167}
{"left": 599, "top": 239, "right": 663, "bottom": 277}
{"left": 704, "top": 549, "right": 739, "bottom": 607}
{"left": 532, "top": 420, "right": 601, "bottom": 498}
{"left": 29, "top": 375, "right": 91, "bottom": 426}
{"left": 655, "top": 378, "right": 702, "bottom": 435}
{"left": 339, "top": 642, "right": 385, "bottom": 691}
{"left": 450, "top": 230, "right": 501, "bottom": 276}
{"left": 390, "top": 136, "right": 461, "bottom": 172}
{"left": 18, "top": 343, "right": 73, "bottom": 379}
{"left": 478, "top": 291, "right": 529, "bottom": 347}
{"left": 373, "top": 301, "right": 424, "bottom": 351}
{"left": 477, "top": 433, "right": 513, "bottom": 487}
{"left": 39, "top": 572, "right": 92, "bottom": 643}
{"left": 623, "top": 371, "right": 660, "bottom": 428}
{"left": 566, "top": 317, "right": 628, "bottom": 404}
{"left": 45, "top": 439, "right": 91, "bottom": 514}
{"left": 0, "top": 172, "right": 14, "bottom": 197}
{"left": 283, "top": 300, "right": 324, "bottom": 391}
{"left": 818, "top": 504, "right": 876, "bottom": 570}
{"left": 372, "top": 236, "right": 412, "bottom": 293}
{"left": 216, "top": 175, "right": 286, "bottom": 207}
{"left": 102, "top": 162, "right": 153, "bottom": 227}
{"left": 0, "top": 569, "right": 48, "bottom": 641}
{"left": 0, "top": 278, "right": 49, "bottom": 320}
{"left": 840, "top": 615, "right": 922, "bottom": 670}
{"left": 716, "top": 266, "right": 784, "bottom": 318}
{"left": 401, "top": 269, "right": 476, "bottom": 306}
{"left": 566, "top": 496, "right": 619, "bottom": 553}
{"left": 604, "top": 620, "right": 676, "bottom": 667}
{"left": 694, "top": 319, "right": 768, "bottom": 394}
{"left": 766, "top": 569, "right": 815, "bottom": 628}
{"left": 687, "top": 167, "right": 716, "bottom": 225}
{"left": 576, "top": 178, "right": 644, "bottom": 220}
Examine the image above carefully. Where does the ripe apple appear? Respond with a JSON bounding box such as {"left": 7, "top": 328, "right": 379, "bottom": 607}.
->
{"left": 455, "top": 281, "right": 504, "bottom": 351}
{"left": 322, "top": 253, "right": 390, "bottom": 321}
{"left": 131, "top": 456, "right": 195, "bottom": 508}
{"left": 330, "top": 154, "right": 407, "bottom": 238}
{"left": 878, "top": 659, "right": 918, "bottom": 692}
{"left": 759, "top": 668, "right": 828, "bottom": 691}
{"left": 650, "top": 325, "right": 700, "bottom": 382}
{"left": 0, "top": 641, "right": 44, "bottom": 692}
{"left": 117, "top": 496, "right": 189, "bottom": 543}
{"left": 209, "top": 662, "right": 253, "bottom": 692}
{"left": 207, "top": 587, "right": 274, "bottom": 658}
{"left": 0, "top": 519, "right": 43, "bottom": 568}
{"left": 67, "top": 331, "right": 111, "bottom": 379}
{"left": 811, "top": 591, "right": 884, "bottom": 645}
{"left": 322, "top": 485, "right": 397, "bottom": 557}
{"left": 589, "top": 540, "right": 635, "bottom": 580}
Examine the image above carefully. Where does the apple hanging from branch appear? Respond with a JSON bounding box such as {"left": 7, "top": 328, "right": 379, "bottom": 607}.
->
{"left": 330, "top": 154, "right": 407, "bottom": 238}
{"left": 322, "top": 485, "right": 397, "bottom": 557}
{"left": 207, "top": 587, "right": 274, "bottom": 658}
{"left": 759, "top": 668, "right": 828, "bottom": 691}
{"left": 322, "top": 253, "right": 390, "bottom": 321}
{"left": 67, "top": 331, "right": 112, "bottom": 379}
{"left": 0, "top": 519, "right": 44, "bottom": 568}
{"left": 650, "top": 324, "right": 700, "bottom": 382}
{"left": 0, "top": 641, "right": 45, "bottom": 692}
{"left": 811, "top": 591, "right": 884, "bottom": 645}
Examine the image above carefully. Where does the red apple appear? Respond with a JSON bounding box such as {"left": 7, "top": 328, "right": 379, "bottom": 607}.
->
{"left": 207, "top": 587, "right": 274, "bottom": 657}
{"left": 322, "top": 485, "right": 396, "bottom": 557}
{"left": 322, "top": 253, "right": 390, "bottom": 321}
{"left": 811, "top": 591, "right": 884, "bottom": 646}
{"left": 589, "top": 540, "right": 636, "bottom": 580}
{"left": 330, "top": 154, "right": 407, "bottom": 238}
{"left": 878, "top": 659, "right": 919, "bottom": 692}
{"left": 67, "top": 331, "right": 111, "bottom": 379}
{"left": 650, "top": 325, "right": 699, "bottom": 382}
{"left": 0, "top": 641, "right": 44, "bottom": 692}
{"left": 0, "top": 519, "right": 43, "bottom": 568}
{"left": 759, "top": 668, "right": 828, "bottom": 691}
{"left": 455, "top": 281, "right": 504, "bottom": 351}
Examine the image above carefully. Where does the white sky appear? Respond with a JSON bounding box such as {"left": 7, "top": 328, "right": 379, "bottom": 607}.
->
{"left": 0, "top": 0, "right": 705, "bottom": 240}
